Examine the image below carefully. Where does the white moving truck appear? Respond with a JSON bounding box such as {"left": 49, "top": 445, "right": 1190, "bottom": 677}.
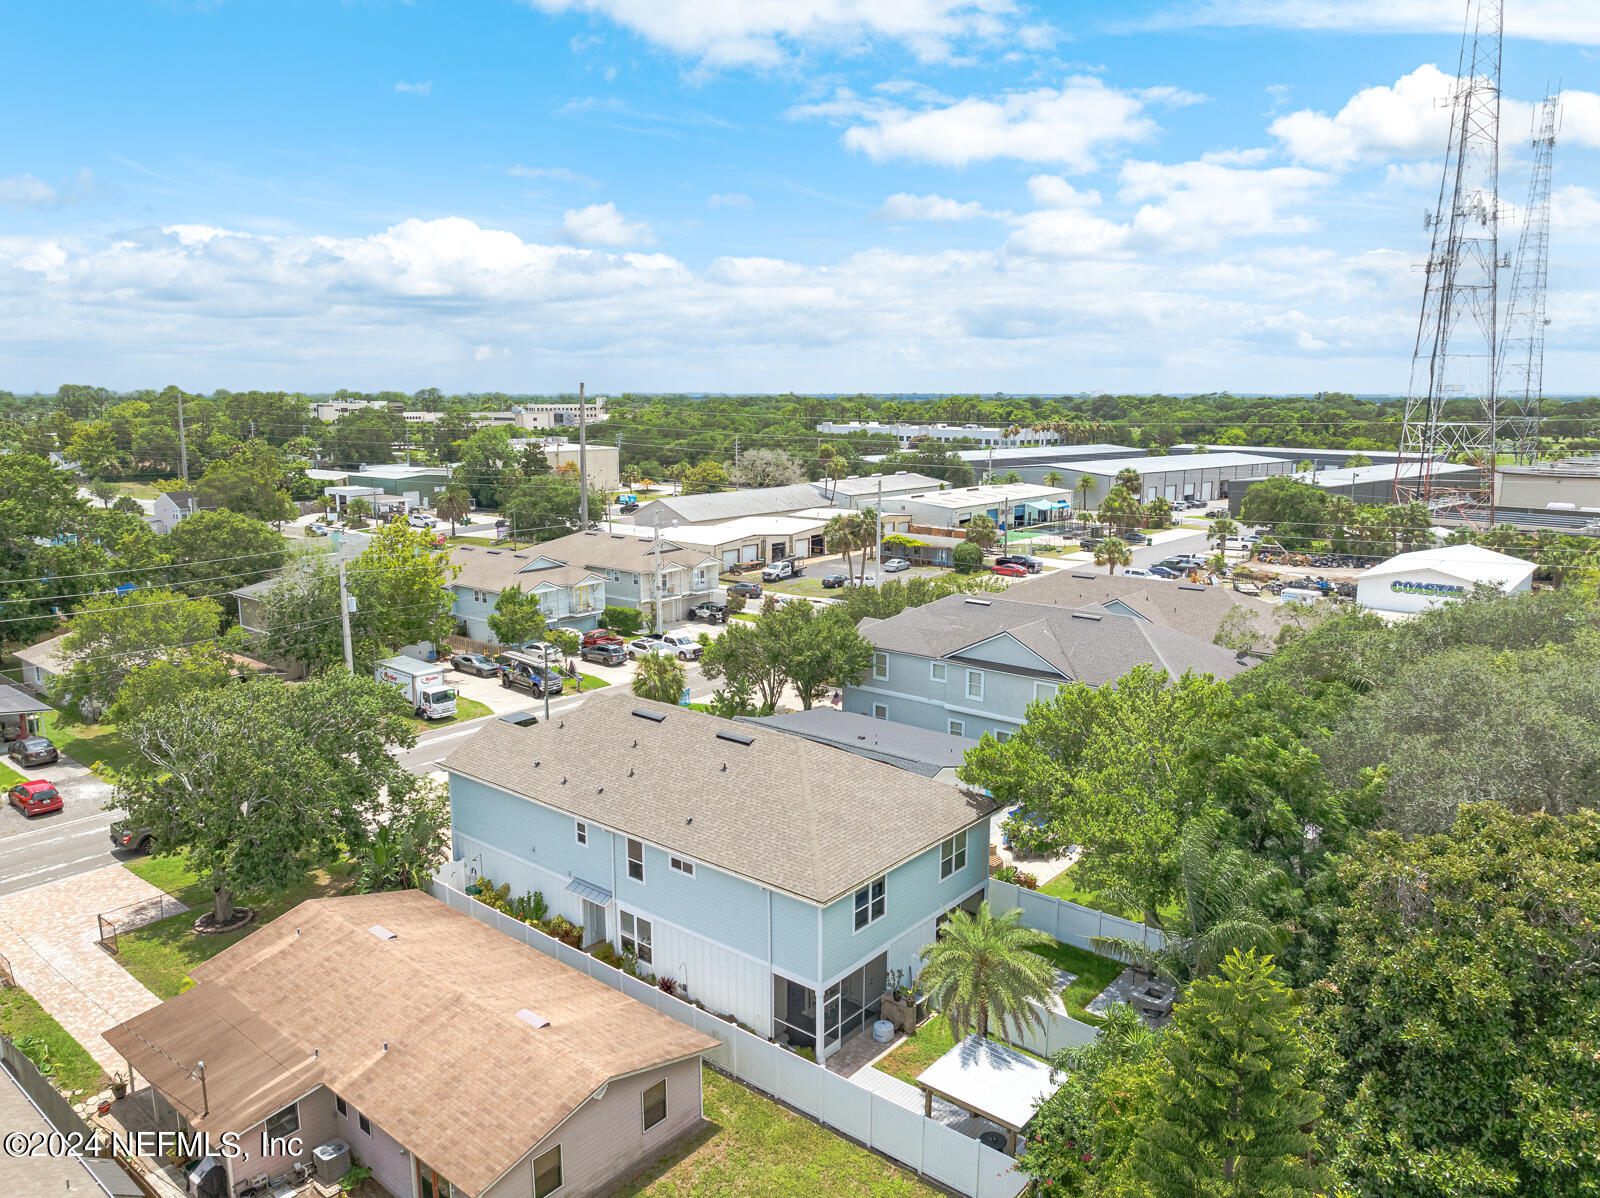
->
{"left": 375, "top": 655, "right": 458, "bottom": 720}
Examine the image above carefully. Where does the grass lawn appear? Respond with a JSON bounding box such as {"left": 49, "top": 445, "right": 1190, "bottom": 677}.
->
{"left": 116, "top": 856, "right": 359, "bottom": 999}
{"left": 1038, "top": 864, "right": 1179, "bottom": 925}
{"left": 445, "top": 535, "right": 498, "bottom": 546}
{"left": 0, "top": 756, "right": 25, "bottom": 784}
{"left": 0, "top": 986, "right": 105, "bottom": 1096}
{"left": 36, "top": 712, "right": 141, "bottom": 779}
{"left": 608, "top": 1068, "right": 946, "bottom": 1198}
{"left": 408, "top": 695, "right": 493, "bottom": 731}
{"left": 573, "top": 673, "right": 611, "bottom": 692}
{"left": 115, "top": 481, "right": 162, "bottom": 499}
{"left": 875, "top": 1014, "right": 960, "bottom": 1086}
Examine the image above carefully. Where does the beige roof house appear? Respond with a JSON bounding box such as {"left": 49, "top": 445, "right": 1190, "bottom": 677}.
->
{"left": 104, "top": 890, "right": 716, "bottom": 1198}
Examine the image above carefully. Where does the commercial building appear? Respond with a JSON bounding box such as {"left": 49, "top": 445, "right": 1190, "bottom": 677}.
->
{"left": 104, "top": 890, "right": 715, "bottom": 1198}
{"left": 1172, "top": 443, "right": 1410, "bottom": 470}
{"left": 344, "top": 464, "right": 452, "bottom": 508}
{"left": 1227, "top": 460, "right": 1482, "bottom": 512}
{"left": 1355, "top": 544, "right": 1535, "bottom": 615}
{"left": 637, "top": 483, "right": 825, "bottom": 528}
{"left": 879, "top": 482, "right": 1075, "bottom": 531}
{"left": 1494, "top": 457, "right": 1600, "bottom": 518}
{"left": 864, "top": 443, "right": 1147, "bottom": 486}
{"left": 817, "top": 421, "right": 1062, "bottom": 448}
{"left": 1069, "top": 452, "right": 1289, "bottom": 509}
{"left": 511, "top": 439, "right": 621, "bottom": 491}
{"left": 813, "top": 471, "right": 947, "bottom": 507}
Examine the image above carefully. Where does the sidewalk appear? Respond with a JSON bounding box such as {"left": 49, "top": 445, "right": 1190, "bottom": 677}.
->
{"left": 0, "top": 863, "right": 171, "bottom": 1073}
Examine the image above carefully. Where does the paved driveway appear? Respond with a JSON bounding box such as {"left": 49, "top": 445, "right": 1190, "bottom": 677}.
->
{"left": 0, "top": 753, "right": 116, "bottom": 841}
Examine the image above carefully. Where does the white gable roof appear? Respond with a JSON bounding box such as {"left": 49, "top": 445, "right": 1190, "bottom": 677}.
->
{"left": 1360, "top": 544, "right": 1535, "bottom": 587}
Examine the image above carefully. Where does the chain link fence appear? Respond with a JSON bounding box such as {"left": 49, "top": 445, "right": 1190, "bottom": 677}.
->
{"left": 96, "top": 891, "right": 189, "bottom": 955}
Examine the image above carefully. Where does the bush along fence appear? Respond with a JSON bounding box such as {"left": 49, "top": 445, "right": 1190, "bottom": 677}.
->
{"left": 430, "top": 864, "right": 1028, "bottom": 1198}
{"left": 985, "top": 876, "right": 1167, "bottom": 955}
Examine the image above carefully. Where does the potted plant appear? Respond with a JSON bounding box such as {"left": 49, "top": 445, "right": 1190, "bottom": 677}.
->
{"left": 110, "top": 1072, "right": 128, "bottom": 1100}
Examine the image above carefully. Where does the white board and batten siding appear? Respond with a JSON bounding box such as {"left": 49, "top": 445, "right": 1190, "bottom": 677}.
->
{"left": 640, "top": 915, "right": 774, "bottom": 1040}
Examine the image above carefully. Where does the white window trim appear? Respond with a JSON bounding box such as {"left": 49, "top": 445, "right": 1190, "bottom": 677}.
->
{"left": 873, "top": 652, "right": 888, "bottom": 680}
{"left": 620, "top": 910, "right": 653, "bottom": 965}
{"left": 669, "top": 855, "right": 695, "bottom": 877}
{"left": 1034, "top": 681, "right": 1058, "bottom": 702}
{"left": 852, "top": 876, "right": 887, "bottom": 934}
{"left": 948, "top": 719, "right": 965, "bottom": 737}
{"left": 929, "top": 661, "right": 947, "bottom": 682}
{"left": 939, "top": 834, "right": 968, "bottom": 881}
{"left": 997, "top": 729, "right": 1013, "bottom": 743}
{"left": 626, "top": 837, "right": 645, "bottom": 884}
{"left": 575, "top": 821, "right": 587, "bottom": 846}
{"left": 533, "top": 1144, "right": 564, "bottom": 1198}
{"left": 966, "top": 669, "right": 984, "bottom": 701}
{"left": 872, "top": 704, "right": 887, "bottom": 720}
{"left": 642, "top": 1079, "right": 669, "bottom": 1133}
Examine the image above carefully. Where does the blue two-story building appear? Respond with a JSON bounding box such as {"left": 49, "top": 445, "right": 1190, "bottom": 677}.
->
{"left": 443, "top": 695, "right": 997, "bottom": 1066}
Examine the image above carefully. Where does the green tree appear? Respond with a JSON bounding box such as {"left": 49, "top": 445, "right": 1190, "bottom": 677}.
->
{"left": 632, "top": 653, "right": 687, "bottom": 704}
{"left": 64, "top": 419, "right": 127, "bottom": 476}
{"left": 326, "top": 407, "right": 405, "bottom": 468}
{"left": 700, "top": 621, "right": 786, "bottom": 711}
{"left": 434, "top": 483, "right": 472, "bottom": 535}
{"left": 601, "top": 604, "right": 645, "bottom": 637}
{"left": 1310, "top": 805, "right": 1600, "bottom": 1198}
{"left": 487, "top": 584, "right": 547, "bottom": 648}
{"left": 1134, "top": 950, "right": 1326, "bottom": 1198}
{"left": 1094, "top": 536, "right": 1131, "bottom": 575}
{"left": 356, "top": 776, "right": 451, "bottom": 892}
{"left": 1238, "top": 478, "right": 1327, "bottom": 551}
{"left": 87, "top": 478, "right": 119, "bottom": 508}
{"left": 731, "top": 448, "right": 805, "bottom": 488}
{"left": 1209, "top": 514, "right": 1240, "bottom": 554}
{"left": 680, "top": 458, "right": 731, "bottom": 495}
{"left": 1342, "top": 452, "right": 1373, "bottom": 467}
{"left": 499, "top": 476, "right": 590, "bottom": 543}
{"left": 881, "top": 444, "right": 974, "bottom": 487}
{"left": 962, "top": 667, "right": 1233, "bottom": 925}
{"left": 161, "top": 508, "right": 290, "bottom": 604}
{"left": 115, "top": 671, "right": 418, "bottom": 923}
{"left": 953, "top": 540, "right": 983, "bottom": 573}
{"left": 965, "top": 513, "right": 998, "bottom": 550}
{"left": 915, "top": 902, "right": 1058, "bottom": 1042}
{"left": 1145, "top": 496, "right": 1174, "bottom": 529}
{"left": 1114, "top": 466, "right": 1143, "bottom": 492}
{"left": 455, "top": 426, "right": 516, "bottom": 506}
{"left": 194, "top": 440, "right": 297, "bottom": 524}
{"left": 761, "top": 602, "right": 874, "bottom": 709}
{"left": 1075, "top": 473, "right": 1096, "bottom": 512}
{"left": 345, "top": 496, "right": 373, "bottom": 526}
{"left": 1097, "top": 486, "right": 1143, "bottom": 536}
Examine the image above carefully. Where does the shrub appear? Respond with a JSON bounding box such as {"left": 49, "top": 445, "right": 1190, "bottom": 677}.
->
{"left": 658, "top": 976, "right": 679, "bottom": 997}
{"left": 953, "top": 540, "right": 983, "bottom": 574}
{"left": 547, "top": 916, "right": 583, "bottom": 948}
{"left": 602, "top": 605, "right": 645, "bottom": 637}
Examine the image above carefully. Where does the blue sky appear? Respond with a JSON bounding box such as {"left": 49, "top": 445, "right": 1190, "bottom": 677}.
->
{"left": 2, "top": 0, "right": 1597, "bottom": 394}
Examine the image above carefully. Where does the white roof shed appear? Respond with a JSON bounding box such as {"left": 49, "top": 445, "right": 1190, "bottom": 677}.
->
{"left": 916, "top": 1034, "right": 1063, "bottom": 1152}
{"left": 1357, "top": 544, "right": 1535, "bottom": 615}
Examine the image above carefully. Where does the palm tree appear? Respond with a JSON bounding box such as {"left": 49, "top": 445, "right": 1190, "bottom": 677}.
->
{"left": 1043, "top": 471, "right": 1064, "bottom": 489}
{"left": 345, "top": 496, "right": 373, "bottom": 527}
{"left": 1114, "top": 466, "right": 1143, "bottom": 493}
{"left": 1209, "top": 514, "right": 1239, "bottom": 555}
{"left": 1075, "top": 473, "right": 1096, "bottom": 516}
{"left": 1094, "top": 536, "right": 1131, "bottom": 575}
{"left": 631, "top": 653, "right": 686, "bottom": 704}
{"left": 966, "top": 513, "right": 999, "bottom": 551}
{"left": 851, "top": 508, "right": 878, "bottom": 585}
{"left": 435, "top": 483, "right": 472, "bottom": 536}
{"left": 917, "top": 903, "right": 1059, "bottom": 1043}
{"left": 824, "top": 514, "right": 855, "bottom": 582}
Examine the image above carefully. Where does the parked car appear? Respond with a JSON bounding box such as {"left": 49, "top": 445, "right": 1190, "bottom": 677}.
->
{"left": 580, "top": 642, "right": 627, "bottom": 667}
{"left": 582, "top": 629, "right": 625, "bottom": 648}
{"left": 1078, "top": 538, "right": 1102, "bottom": 551}
{"left": 727, "top": 580, "right": 763, "bottom": 599}
{"left": 627, "top": 638, "right": 679, "bottom": 661}
{"left": 687, "top": 601, "right": 727, "bottom": 624}
{"left": 497, "top": 652, "right": 566, "bottom": 696}
{"left": 451, "top": 652, "right": 500, "bottom": 678}
{"left": 514, "top": 642, "right": 564, "bottom": 667}
{"left": 882, "top": 558, "right": 910, "bottom": 573}
{"left": 407, "top": 513, "right": 436, "bottom": 529}
{"left": 619, "top": 501, "right": 639, "bottom": 515}
{"left": 641, "top": 632, "right": 702, "bottom": 660}
{"left": 1120, "top": 567, "right": 1156, "bottom": 578}
{"left": 1147, "top": 566, "right": 1181, "bottom": 578}
{"left": 821, "top": 573, "right": 849, "bottom": 589}
{"left": 8, "top": 779, "right": 61, "bottom": 818}
{"left": 991, "top": 562, "right": 1028, "bottom": 578}
{"left": 761, "top": 559, "right": 800, "bottom": 581}
{"left": 1153, "top": 559, "right": 1193, "bottom": 573}
{"left": 1123, "top": 531, "right": 1149, "bottom": 545}
{"left": 110, "top": 821, "right": 153, "bottom": 854}
{"left": 994, "top": 555, "right": 1042, "bottom": 574}
{"left": 304, "top": 522, "right": 329, "bottom": 537}
{"left": 7, "top": 736, "right": 58, "bottom": 767}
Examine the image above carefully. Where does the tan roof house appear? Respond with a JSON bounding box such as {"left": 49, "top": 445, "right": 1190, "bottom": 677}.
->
{"left": 104, "top": 890, "right": 716, "bottom": 1198}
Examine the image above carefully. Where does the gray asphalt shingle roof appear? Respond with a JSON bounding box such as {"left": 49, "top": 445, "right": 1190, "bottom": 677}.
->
{"left": 858, "top": 593, "right": 1250, "bottom": 686}
{"left": 738, "top": 708, "right": 976, "bottom": 778}
{"left": 1003, "top": 570, "right": 1285, "bottom": 643}
{"left": 443, "top": 694, "right": 998, "bottom": 904}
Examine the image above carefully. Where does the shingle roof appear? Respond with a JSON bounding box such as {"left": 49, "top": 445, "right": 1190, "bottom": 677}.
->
{"left": 738, "top": 708, "right": 976, "bottom": 778}
{"left": 643, "top": 484, "right": 824, "bottom": 524}
{"left": 103, "top": 891, "right": 715, "bottom": 1198}
{"left": 529, "top": 529, "right": 718, "bottom": 574}
{"left": 444, "top": 694, "right": 998, "bottom": 903}
{"left": 13, "top": 634, "right": 68, "bottom": 676}
{"left": 450, "top": 546, "right": 605, "bottom": 594}
{"left": 1003, "top": 570, "right": 1285, "bottom": 643}
{"left": 857, "top": 593, "right": 1250, "bottom": 686}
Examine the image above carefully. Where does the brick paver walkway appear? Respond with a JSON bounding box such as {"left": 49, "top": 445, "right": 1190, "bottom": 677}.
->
{"left": 0, "top": 864, "right": 174, "bottom": 1073}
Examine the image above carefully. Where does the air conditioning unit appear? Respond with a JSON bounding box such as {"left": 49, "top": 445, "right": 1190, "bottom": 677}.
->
{"left": 313, "top": 1140, "right": 351, "bottom": 1184}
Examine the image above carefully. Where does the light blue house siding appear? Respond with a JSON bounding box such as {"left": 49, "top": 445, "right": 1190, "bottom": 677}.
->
{"left": 449, "top": 570, "right": 606, "bottom": 642}
{"left": 447, "top": 771, "right": 988, "bottom": 1062}
{"left": 844, "top": 648, "right": 1057, "bottom": 741}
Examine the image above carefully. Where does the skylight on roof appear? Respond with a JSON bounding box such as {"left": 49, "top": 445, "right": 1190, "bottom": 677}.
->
{"left": 632, "top": 708, "right": 667, "bottom": 723}
{"left": 369, "top": 925, "right": 397, "bottom": 940}
{"left": 516, "top": 1009, "right": 550, "bottom": 1029}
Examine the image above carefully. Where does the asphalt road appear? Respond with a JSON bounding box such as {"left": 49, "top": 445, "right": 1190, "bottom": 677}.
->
{"left": 0, "top": 752, "right": 127, "bottom": 897}
{"left": 1130, "top": 529, "right": 1211, "bottom": 568}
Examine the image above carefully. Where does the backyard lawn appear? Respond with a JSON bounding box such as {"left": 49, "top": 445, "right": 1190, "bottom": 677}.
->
{"left": 0, "top": 986, "right": 105, "bottom": 1097}
{"left": 0, "top": 755, "right": 25, "bottom": 784}
{"left": 37, "top": 711, "right": 141, "bottom": 779}
{"left": 607, "top": 1068, "right": 946, "bottom": 1198}
{"left": 117, "top": 856, "right": 359, "bottom": 999}
{"left": 1038, "top": 864, "right": 1180, "bottom": 925}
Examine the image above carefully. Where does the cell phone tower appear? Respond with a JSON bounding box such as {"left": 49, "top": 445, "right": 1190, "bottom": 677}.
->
{"left": 1393, "top": 0, "right": 1503, "bottom": 513}
{"left": 1496, "top": 91, "right": 1559, "bottom": 467}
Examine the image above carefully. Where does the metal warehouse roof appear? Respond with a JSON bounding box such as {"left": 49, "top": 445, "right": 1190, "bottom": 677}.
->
{"left": 1071, "top": 452, "right": 1284, "bottom": 475}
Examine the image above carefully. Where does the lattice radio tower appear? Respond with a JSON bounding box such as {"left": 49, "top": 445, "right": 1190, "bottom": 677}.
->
{"left": 1394, "top": 0, "right": 1503, "bottom": 510}
{"left": 1496, "top": 90, "right": 1559, "bottom": 466}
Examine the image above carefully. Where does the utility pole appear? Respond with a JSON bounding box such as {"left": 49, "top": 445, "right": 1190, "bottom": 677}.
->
{"left": 733, "top": 437, "right": 740, "bottom": 468}
{"left": 874, "top": 476, "right": 884, "bottom": 588}
{"left": 578, "top": 382, "right": 589, "bottom": 529}
{"left": 986, "top": 445, "right": 993, "bottom": 485}
{"left": 337, "top": 559, "right": 355, "bottom": 672}
{"left": 177, "top": 391, "right": 189, "bottom": 484}
{"left": 652, "top": 522, "right": 672, "bottom": 635}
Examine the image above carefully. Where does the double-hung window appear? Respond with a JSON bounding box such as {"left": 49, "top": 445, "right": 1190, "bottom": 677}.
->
{"left": 966, "top": 670, "right": 984, "bottom": 701}
{"left": 853, "top": 877, "right": 886, "bottom": 931}
{"left": 1034, "top": 681, "right": 1059, "bottom": 703}
{"left": 939, "top": 835, "right": 968, "bottom": 880}
{"left": 533, "top": 1146, "right": 562, "bottom": 1198}
{"left": 930, "top": 661, "right": 947, "bottom": 683}
{"left": 642, "top": 1079, "right": 668, "bottom": 1132}
{"left": 620, "top": 911, "right": 653, "bottom": 964}
{"left": 575, "top": 821, "right": 588, "bottom": 846}
{"left": 948, "top": 719, "right": 965, "bottom": 737}
{"left": 627, "top": 838, "right": 644, "bottom": 882}
{"left": 873, "top": 652, "right": 888, "bottom": 680}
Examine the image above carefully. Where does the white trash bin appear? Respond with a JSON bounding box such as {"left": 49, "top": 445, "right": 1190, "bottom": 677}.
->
{"left": 872, "top": 1019, "right": 894, "bottom": 1043}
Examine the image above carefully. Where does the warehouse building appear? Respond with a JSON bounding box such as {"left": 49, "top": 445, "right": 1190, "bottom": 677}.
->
{"left": 879, "top": 482, "right": 1075, "bottom": 531}
{"left": 1356, "top": 544, "right": 1535, "bottom": 615}
{"left": 1172, "top": 444, "right": 1410, "bottom": 470}
{"left": 1494, "top": 457, "right": 1600, "bottom": 518}
{"left": 817, "top": 421, "right": 1061, "bottom": 447}
{"left": 814, "top": 471, "right": 946, "bottom": 507}
{"left": 1070, "top": 452, "right": 1289, "bottom": 509}
{"left": 864, "top": 442, "right": 1147, "bottom": 486}
{"left": 1227, "top": 460, "right": 1482, "bottom": 512}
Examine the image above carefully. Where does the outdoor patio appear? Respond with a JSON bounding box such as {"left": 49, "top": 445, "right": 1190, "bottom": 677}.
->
{"left": 1086, "top": 966, "right": 1177, "bottom": 1028}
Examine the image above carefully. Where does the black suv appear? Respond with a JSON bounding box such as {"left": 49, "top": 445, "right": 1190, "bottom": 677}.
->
{"left": 994, "top": 555, "right": 1042, "bottom": 574}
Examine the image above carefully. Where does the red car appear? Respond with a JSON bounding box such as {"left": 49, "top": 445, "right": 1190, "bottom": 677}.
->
{"left": 991, "top": 562, "right": 1029, "bottom": 577}
{"left": 8, "top": 779, "right": 62, "bottom": 818}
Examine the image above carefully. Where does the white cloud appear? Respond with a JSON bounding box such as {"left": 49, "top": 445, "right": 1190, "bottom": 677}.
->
{"left": 395, "top": 80, "right": 434, "bottom": 96}
{"left": 795, "top": 76, "right": 1172, "bottom": 170}
{"left": 508, "top": 164, "right": 601, "bottom": 187}
{"left": 1552, "top": 185, "right": 1600, "bottom": 233}
{"left": 0, "top": 174, "right": 59, "bottom": 207}
{"left": 521, "top": 0, "right": 1025, "bottom": 66}
{"left": 1151, "top": 1, "right": 1600, "bottom": 45}
{"left": 877, "top": 192, "right": 1006, "bottom": 221}
{"left": 561, "top": 201, "right": 657, "bottom": 246}
{"left": 708, "top": 192, "right": 753, "bottom": 208}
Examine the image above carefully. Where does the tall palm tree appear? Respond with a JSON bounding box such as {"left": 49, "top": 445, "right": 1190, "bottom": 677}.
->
{"left": 631, "top": 653, "right": 686, "bottom": 705}
{"left": 1208, "top": 514, "right": 1239, "bottom": 556}
{"left": 435, "top": 484, "right": 472, "bottom": 536}
{"left": 966, "top": 513, "right": 999, "bottom": 551}
{"left": 917, "top": 903, "right": 1059, "bottom": 1043}
{"left": 824, "top": 513, "right": 854, "bottom": 581}
{"left": 1043, "top": 470, "right": 1064, "bottom": 489}
{"left": 1075, "top": 473, "right": 1096, "bottom": 515}
{"left": 1094, "top": 536, "right": 1131, "bottom": 575}
{"left": 852, "top": 508, "right": 878, "bottom": 584}
{"left": 1115, "top": 466, "right": 1143, "bottom": 493}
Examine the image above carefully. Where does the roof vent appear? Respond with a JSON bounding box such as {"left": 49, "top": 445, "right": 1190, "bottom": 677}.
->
{"left": 716, "top": 730, "right": 754, "bottom": 746}
{"left": 632, "top": 709, "right": 667, "bottom": 723}
{"left": 1071, "top": 573, "right": 1097, "bottom": 580}
{"left": 499, "top": 712, "right": 538, "bottom": 727}
{"left": 1178, "top": 584, "right": 1206, "bottom": 592}
{"left": 369, "top": 925, "right": 397, "bottom": 940}
{"left": 487, "top": 549, "right": 502, "bottom": 555}
{"left": 1071, "top": 612, "right": 1103, "bottom": 621}
{"left": 459, "top": 546, "right": 474, "bottom": 552}
{"left": 513, "top": 553, "right": 527, "bottom": 558}
{"left": 964, "top": 598, "right": 992, "bottom": 607}
{"left": 516, "top": 1009, "right": 550, "bottom": 1029}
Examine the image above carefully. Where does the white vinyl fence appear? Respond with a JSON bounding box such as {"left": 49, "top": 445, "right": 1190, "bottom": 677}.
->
{"left": 987, "top": 877, "right": 1167, "bottom": 954}
{"left": 431, "top": 865, "right": 1027, "bottom": 1198}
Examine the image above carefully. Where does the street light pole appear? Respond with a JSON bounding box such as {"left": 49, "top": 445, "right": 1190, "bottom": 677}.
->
{"left": 337, "top": 560, "right": 355, "bottom": 673}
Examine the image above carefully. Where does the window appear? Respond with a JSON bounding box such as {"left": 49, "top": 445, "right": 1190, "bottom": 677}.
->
{"left": 358, "top": 1113, "right": 371, "bottom": 1136}
{"left": 853, "top": 877, "right": 886, "bottom": 931}
{"left": 930, "top": 661, "right": 946, "bottom": 682}
{"left": 940, "top": 835, "right": 968, "bottom": 880}
{"left": 627, "top": 838, "right": 644, "bottom": 882}
{"left": 872, "top": 705, "right": 887, "bottom": 720}
{"left": 966, "top": 670, "right": 984, "bottom": 701}
{"left": 335, "top": 1096, "right": 347, "bottom": 1117}
{"left": 669, "top": 856, "right": 695, "bottom": 877}
{"left": 642, "top": 1079, "right": 668, "bottom": 1132}
{"left": 620, "top": 911, "right": 653, "bottom": 965}
{"left": 575, "top": 821, "right": 588, "bottom": 846}
{"left": 533, "top": 1145, "right": 563, "bottom": 1197}
{"left": 1034, "top": 681, "right": 1059, "bottom": 702}
{"left": 264, "top": 1103, "right": 299, "bottom": 1143}
{"left": 873, "top": 652, "right": 887, "bottom": 680}
{"left": 997, "top": 730, "right": 1013, "bottom": 744}
{"left": 948, "top": 719, "right": 965, "bottom": 737}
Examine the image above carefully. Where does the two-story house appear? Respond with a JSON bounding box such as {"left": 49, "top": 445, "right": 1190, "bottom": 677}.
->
{"left": 443, "top": 695, "right": 998, "bottom": 1067}
{"left": 846, "top": 592, "right": 1251, "bottom": 740}
{"left": 450, "top": 545, "right": 608, "bottom": 642}
{"left": 525, "top": 530, "right": 720, "bottom": 627}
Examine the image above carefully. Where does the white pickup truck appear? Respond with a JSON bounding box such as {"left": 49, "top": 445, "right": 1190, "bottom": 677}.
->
{"left": 630, "top": 632, "right": 703, "bottom": 661}
{"left": 374, "top": 655, "right": 458, "bottom": 720}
